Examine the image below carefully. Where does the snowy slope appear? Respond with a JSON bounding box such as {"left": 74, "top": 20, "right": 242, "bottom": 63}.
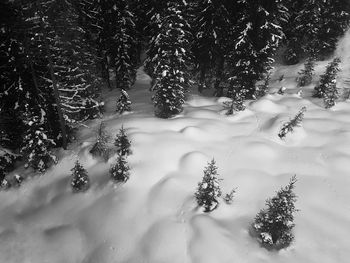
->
{"left": 1, "top": 37, "right": 350, "bottom": 263}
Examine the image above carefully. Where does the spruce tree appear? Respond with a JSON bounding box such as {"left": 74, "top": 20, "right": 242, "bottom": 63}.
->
{"left": 278, "top": 107, "right": 307, "bottom": 139}
{"left": 0, "top": 0, "right": 39, "bottom": 149}
{"left": 224, "top": 89, "right": 246, "bottom": 115}
{"left": 71, "top": 160, "right": 90, "bottom": 192}
{"left": 193, "top": 0, "right": 232, "bottom": 95}
{"left": 227, "top": 0, "right": 287, "bottom": 99}
{"left": 20, "top": 111, "right": 57, "bottom": 172}
{"left": 90, "top": 122, "right": 110, "bottom": 161}
{"left": 314, "top": 58, "right": 341, "bottom": 98}
{"left": 195, "top": 159, "right": 222, "bottom": 212}
{"left": 96, "top": 0, "right": 138, "bottom": 90}
{"left": 114, "top": 126, "right": 131, "bottom": 156}
{"left": 44, "top": 0, "right": 102, "bottom": 123}
{"left": 113, "top": 0, "right": 138, "bottom": 90}
{"left": 285, "top": 0, "right": 350, "bottom": 60}
{"left": 110, "top": 154, "right": 130, "bottom": 183}
{"left": 148, "top": 1, "right": 192, "bottom": 118}
{"left": 253, "top": 176, "right": 298, "bottom": 249}
{"left": 116, "top": 89, "right": 132, "bottom": 114}
{"left": 297, "top": 58, "right": 315, "bottom": 87}
{"left": 0, "top": 147, "right": 17, "bottom": 183}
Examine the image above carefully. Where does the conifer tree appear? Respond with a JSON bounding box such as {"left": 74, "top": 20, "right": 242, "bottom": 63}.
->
{"left": 96, "top": 0, "right": 138, "bottom": 90}
{"left": 254, "top": 73, "right": 271, "bottom": 99}
{"left": 224, "top": 89, "right": 246, "bottom": 115}
{"left": 21, "top": 0, "right": 70, "bottom": 147}
{"left": 116, "top": 89, "right": 132, "bottom": 114}
{"left": 147, "top": 1, "right": 192, "bottom": 118}
{"left": 113, "top": 0, "right": 138, "bottom": 90}
{"left": 314, "top": 58, "right": 341, "bottom": 98}
{"left": 285, "top": 0, "right": 350, "bottom": 60}
{"left": 45, "top": 0, "right": 102, "bottom": 123}
{"left": 20, "top": 111, "right": 57, "bottom": 172}
{"left": 223, "top": 188, "right": 236, "bottom": 205}
{"left": 227, "top": 0, "right": 287, "bottom": 99}
{"left": 90, "top": 122, "right": 110, "bottom": 161}
{"left": 0, "top": 147, "right": 17, "bottom": 183}
{"left": 193, "top": 0, "right": 232, "bottom": 95}
{"left": 278, "top": 107, "right": 307, "bottom": 139}
{"left": 71, "top": 160, "right": 90, "bottom": 192}
{"left": 0, "top": 1, "right": 40, "bottom": 149}
{"left": 195, "top": 159, "right": 222, "bottom": 212}
{"left": 110, "top": 154, "right": 130, "bottom": 183}
{"left": 253, "top": 176, "right": 298, "bottom": 249}
{"left": 114, "top": 126, "right": 132, "bottom": 156}
{"left": 297, "top": 58, "right": 315, "bottom": 87}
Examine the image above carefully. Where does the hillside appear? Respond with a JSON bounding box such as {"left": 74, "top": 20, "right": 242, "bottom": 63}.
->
{"left": 1, "top": 34, "right": 350, "bottom": 263}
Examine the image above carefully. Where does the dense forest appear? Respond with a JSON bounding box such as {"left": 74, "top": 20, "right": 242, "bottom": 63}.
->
{"left": 1, "top": 0, "right": 350, "bottom": 181}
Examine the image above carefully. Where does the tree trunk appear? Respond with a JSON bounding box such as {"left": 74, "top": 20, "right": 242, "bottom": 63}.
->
{"left": 214, "top": 56, "right": 224, "bottom": 97}
{"left": 43, "top": 34, "right": 68, "bottom": 150}
{"left": 101, "top": 50, "right": 112, "bottom": 90}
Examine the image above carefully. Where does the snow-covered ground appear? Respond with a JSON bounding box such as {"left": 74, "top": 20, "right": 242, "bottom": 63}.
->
{"left": 1, "top": 35, "right": 350, "bottom": 262}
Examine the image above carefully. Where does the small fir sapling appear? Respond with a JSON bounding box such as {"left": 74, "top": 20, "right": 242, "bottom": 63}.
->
{"left": 13, "top": 174, "right": 23, "bottom": 187}
{"left": 110, "top": 154, "right": 130, "bottom": 183}
{"left": 297, "top": 57, "right": 315, "bottom": 87}
{"left": 314, "top": 57, "right": 341, "bottom": 98}
{"left": 223, "top": 188, "right": 236, "bottom": 204}
{"left": 253, "top": 175, "right": 298, "bottom": 249}
{"left": 224, "top": 89, "right": 246, "bottom": 115}
{"left": 116, "top": 89, "right": 132, "bottom": 114}
{"left": 71, "top": 161, "right": 90, "bottom": 192}
{"left": 0, "top": 178, "right": 10, "bottom": 190}
{"left": 195, "top": 159, "right": 222, "bottom": 212}
{"left": 278, "top": 107, "right": 307, "bottom": 139}
{"left": 90, "top": 122, "right": 110, "bottom": 161}
{"left": 277, "top": 86, "right": 286, "bottom": 95}
{"left": 114, "top": 126, "right": 132, "bottom": 156}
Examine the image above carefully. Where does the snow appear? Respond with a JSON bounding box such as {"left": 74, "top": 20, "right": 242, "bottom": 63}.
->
{"left": 2, "top": 37, "right": 350, "bottom": 262}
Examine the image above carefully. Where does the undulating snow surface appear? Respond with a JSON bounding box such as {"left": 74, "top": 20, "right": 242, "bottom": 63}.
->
{"left": 1, "top": 40, "right": 350, "bottom": 263}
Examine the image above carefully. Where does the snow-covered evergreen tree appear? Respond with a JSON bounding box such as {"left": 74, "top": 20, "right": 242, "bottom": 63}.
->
{"left": 195, "top": 159, "right": 222, "bottom": 212}
{"left": 0, "top": 1, "right": 41, "bottom": 149}
{"left": 113, "top": 0, "right": 138, "bottom": 90}
{"left": 224, "top": 88, "right": 246, "bottom": 115}
{"left": 223, "top": 188, "right": 236, "bottom": 205}
{"left": 0, "top": 147, "right": 17, "bottom": 183}
{"left": 297, "top": 58, "right": 315, "bottom": 87}
{"left": 20, "top": 111, "right": 57, "bottom": 172}
{"left": 95, "top": 0, "right": 138, "bottom": 90}
{"left": 227, "top": 0, "right": 288, "bottom": 98}
{"left": 114, "top": 126, "right": 131, "bottom": 156}
{"left": 71, "top": 160, "right": 90, "bottom": 192}
{"left": 314, "top": 58, "right": 341, "bottom": 98}
{"left": 90, "top": 122, "right": 110, "bottom": 161}
{"left": 193, "top": 0, "right": 232, "bottom": 95}
{"left": 278, "top": 107, "right": 307, "bottom": 139}
{"left": 110, "top": 154, "right": 130, "bottom": 183}
{"left": 116, "top": 89, "right": 131, "bottom": 114}
{"left": 146, "top": 1, "right": 192, "bottom": 118}
{"left": 253, "top": 175, "right": 298, "bottom": 249}
{"left": 285, "top": 0, "right": 350, "bottom": 60}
